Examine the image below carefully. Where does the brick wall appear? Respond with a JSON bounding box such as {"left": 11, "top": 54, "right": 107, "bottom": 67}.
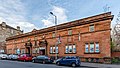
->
{"left": 112, "top": 52, "right": 120, "bottom": 57}
{"left": 6, "top": 12, "right": 113, "bottom": 63}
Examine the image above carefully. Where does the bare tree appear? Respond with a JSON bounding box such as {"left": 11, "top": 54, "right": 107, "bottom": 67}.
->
{"left": 112, "top": 12, "right": 120, "bottom": 52}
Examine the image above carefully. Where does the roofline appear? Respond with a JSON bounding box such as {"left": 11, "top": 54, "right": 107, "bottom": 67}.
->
{"left": 6, "top": 12, "right": 114, "bottom": 41}
{"left": 0, "top": 24, "right": 23, "bottom": 32}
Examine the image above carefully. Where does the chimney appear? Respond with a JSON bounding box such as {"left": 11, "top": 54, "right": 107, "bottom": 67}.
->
{"left": 2, "top": 22, "right": 6, "bottom": 27}
{"left": 17, "top": 26, "right": 20, "bottom": 30}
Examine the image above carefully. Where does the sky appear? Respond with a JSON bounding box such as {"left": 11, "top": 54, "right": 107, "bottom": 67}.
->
{"left": 0, "top": 0, "right": 119, "bottom": 32}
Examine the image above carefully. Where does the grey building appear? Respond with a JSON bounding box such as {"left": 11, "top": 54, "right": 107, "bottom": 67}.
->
{"left": 0, "top": 22, "right": 23, "bottom": 53}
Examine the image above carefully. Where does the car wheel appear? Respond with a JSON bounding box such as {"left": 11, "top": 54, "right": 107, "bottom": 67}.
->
{"left": 42, "top": 61, "right": 45, "bottom": 64}
{"left": 56, "top": 62, "right": 60, "bottom": 65}
{"left": 32, "top": 60, "right": 35, "bottom": 63}
{"left": 71, "top": 63, "right": 76, "bottom": 67}
{"left": 24, "top": 60, "right": 26, "bottom": 62}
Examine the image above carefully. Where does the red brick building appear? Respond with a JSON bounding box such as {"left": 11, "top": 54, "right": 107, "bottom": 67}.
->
{"left": 6, "top": 12, "right": 113, "bottom": 63}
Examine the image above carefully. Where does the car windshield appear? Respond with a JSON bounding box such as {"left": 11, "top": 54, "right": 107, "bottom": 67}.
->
{"left": 37, "top": 56, "right": 48, "bottom": 59}
{"left": 13, "top": 55, "right": 18, "bottom": 57}
{"left": 2, "top": 54, "right": 7, "bottom": 56}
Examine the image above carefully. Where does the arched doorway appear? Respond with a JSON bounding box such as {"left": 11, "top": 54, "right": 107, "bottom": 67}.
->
{"left": 26, "top": 47, "right": 30, "bottom": 54}
{"left": 25, "top": 42, "right": 32, "bottom": 55}
{"left": 39, "top": 39, "right": 48, "bottom": 55}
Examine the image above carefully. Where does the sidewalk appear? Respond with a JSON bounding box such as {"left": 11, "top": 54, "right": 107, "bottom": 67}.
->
{"left": 81, "top": 62, "right": 120, "bottom": 68}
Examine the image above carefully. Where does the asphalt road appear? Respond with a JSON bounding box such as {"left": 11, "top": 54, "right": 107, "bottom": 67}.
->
{"left": 0, "top": 60, "right": 120, "bottom": 68}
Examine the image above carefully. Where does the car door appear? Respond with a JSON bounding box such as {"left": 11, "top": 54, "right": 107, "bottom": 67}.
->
{"left": 64, "top": 57, "right": 71, "bottom": 65}
{"left": 39, "top": 56, "right": 44, "bottom": 63}
{"left": 19, "top": 55, "right": 22, "bottom": 60}
{"left": 21, "top": 54, "right": 25, "bottom": 61}
{"left": 60, "top": 57, "right": 68, "bottom": 65}
{"left": 37, "top": 56, "right": 42, "bottom": 63}
{"left": 36, "top": 56, "right": 40, "bottom": 62}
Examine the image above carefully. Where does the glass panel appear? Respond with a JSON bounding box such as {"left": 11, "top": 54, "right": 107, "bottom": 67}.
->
{"left": 90, "top": 43, "right": 94, "bottom": 53}
{"left": 50, "top": 47, "right": 52, "bottom": 53}
{"left": 66, "top": 46, "right": 69, "bottom": 53}
{"left": 69, "top": 46, "right": 72, "bottom": 53}
{"left": 73, "top": 45, "right": 76, "bottom": 53}
{"left": 21, "top": 49, "right": 25, "bottom": 54}
{"left": 95, "top": 42, "right": 99, "bottom": 52}
{"left": 56, "top": 46, "right": 58, "bottom": 53}
{"left": 85, "top": 43, "right": 89, "bottom": 53}
{"left": 53, "top": 47, "right": 55, "bottom": 53}
{"left": 89, "top": 25, "right": 94, "bottom": 32}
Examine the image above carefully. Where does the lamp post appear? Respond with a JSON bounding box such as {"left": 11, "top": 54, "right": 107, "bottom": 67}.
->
{"left": 50, "top": 12, "right": 58, "bottom": 60}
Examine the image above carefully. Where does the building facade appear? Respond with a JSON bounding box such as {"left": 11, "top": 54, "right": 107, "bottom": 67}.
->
{"left": 6, "top": 12, "right": 113, "bottom": 63}
{"left": 0, "top": 22, "right": 23, "bottom": 53}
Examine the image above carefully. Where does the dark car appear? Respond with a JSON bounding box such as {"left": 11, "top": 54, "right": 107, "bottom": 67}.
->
{"left": 56, "top": 56, "right": 81, "bottom": 67}
{"left": 32, "top": 55, "right": 53, "bottom": 64}
{"left": 18, "top": 54, "right": 32, "bottom": 62}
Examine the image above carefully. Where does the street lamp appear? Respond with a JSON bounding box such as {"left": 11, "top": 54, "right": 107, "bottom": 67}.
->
{"left": 50, "top": 12, "right": 58, "bottom": 60}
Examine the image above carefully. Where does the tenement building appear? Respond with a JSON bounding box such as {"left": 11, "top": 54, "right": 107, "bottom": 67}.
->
{"left": 6, "top": 12, "right": 113, "bottom": 63}
{"left": 0, "top": 22, "right": 23, "bottom": 53}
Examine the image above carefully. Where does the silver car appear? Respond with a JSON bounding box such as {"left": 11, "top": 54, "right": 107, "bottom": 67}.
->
{"left": 7, "top": 54, "right": 18, "bottom": 60}
{"left": 0, "top": 54, "right": 8, "bottom": 59}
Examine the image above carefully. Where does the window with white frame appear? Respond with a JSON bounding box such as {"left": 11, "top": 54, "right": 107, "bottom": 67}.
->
{"left": 89, "top": 25, "right": 94, "bottom": 32}
{"left": 85, "top": 42, "right": 100, "bottom": 53}
{"left": 50, "top": 47, "right": 52, "bottom": 53}
{"left": 65, "top": 46, "right": 69, "bottom": 53}
{"left": 21, "top": 49, "right": 25, "bottom": 54}
{"left": 50, "top": 46, "right": 58, "bottom": 54}
{"left": 52, "top": 32, "right": 55, "bottom": 38}
{"left": 65, "top": 44, "right": 76, "bottom": 53}
{"left": 53, "top": 47, "right": 55, "bottom": 53}
{"left": 8, "top": 49, "right": 12, "bottom": 54}
{"left": 69, "top": 45, "right": 72, "bottom": 53}
{"left": 73, "top": 45, "right": 76, "bottom": 53}
{"left": 95, "top": 42, "right": 99, "bottom": 52}
{"left": 85, "top": 43, "right": 89, "bottom": 53}
{"left": 56, "top": 47, "right": 58, "bottom": 53}
{"left": 90, "top": 43, "right": 94, "bottom": 53}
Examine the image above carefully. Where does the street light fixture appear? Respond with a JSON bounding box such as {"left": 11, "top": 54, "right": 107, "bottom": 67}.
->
{"left": 50, "top": 12, "right": 58, "bottom": 60}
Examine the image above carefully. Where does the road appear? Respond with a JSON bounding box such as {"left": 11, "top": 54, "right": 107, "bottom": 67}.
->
{"left": 0, "top": 60, "right": 120, "bottom": 68}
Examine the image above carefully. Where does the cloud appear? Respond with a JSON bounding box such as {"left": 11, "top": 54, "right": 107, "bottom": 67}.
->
{"left": 0, "top": 0, "right": 38, "bottom": 32}
{"left": 42, "top": 6, "right": 68, "bottom": 27}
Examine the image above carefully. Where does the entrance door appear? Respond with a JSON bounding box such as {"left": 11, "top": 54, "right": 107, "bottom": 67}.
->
{"left": 27, "top": 47, "right": 30, "bottom": 54}
{"left": 39, "top": 49, "right": 45, "bottom": 55}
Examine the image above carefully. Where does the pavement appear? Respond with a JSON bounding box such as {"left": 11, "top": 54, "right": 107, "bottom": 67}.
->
{"left": 0, "top": 60, "right": 120, "bottom": 68}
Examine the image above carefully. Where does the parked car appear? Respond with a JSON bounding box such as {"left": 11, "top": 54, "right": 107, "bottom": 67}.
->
{"left": 0, "top": 54, "right": 8, "bottom": 60}
{"left": 18, "top": 54, "right": 32, "bottom": 62}
{"left": 55, "top": 56, "right": 81, "bottom": 67}
{"left": 32, "top": 55, "right": 53, "bottom": 64}
{"left": 7, "top": 54, "right": 18, "bottom": 60}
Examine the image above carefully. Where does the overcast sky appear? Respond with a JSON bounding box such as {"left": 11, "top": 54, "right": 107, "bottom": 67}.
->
{"left": 0, "top": 0, "right": 119, "bottom": 32}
